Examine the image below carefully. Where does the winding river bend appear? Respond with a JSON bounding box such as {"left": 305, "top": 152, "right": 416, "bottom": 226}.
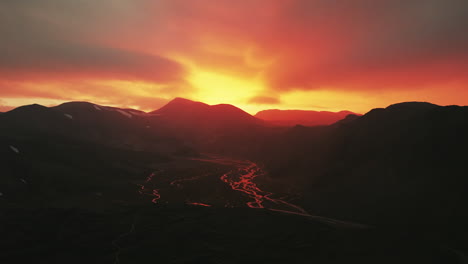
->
{"left": 188, "top": 155, "right": 310, "bottom": 215}
{"left": 137, "top": 155, "right": 369, "bottom": 228}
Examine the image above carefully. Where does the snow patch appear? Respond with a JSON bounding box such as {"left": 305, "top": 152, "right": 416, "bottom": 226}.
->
{"left": 116, "top": 110, "right": 132, "bottom": 118}
{"left": 64, "top": 114, "right": 73, "bottom": 119}
{"left": 9, "top": 145, "right": 19, "bottom": 154}
{"left": 20, "top": 178, "right": 27, "bottom": 184}
{"left": 93, "top": 105, "right": 102, "bottom": 111}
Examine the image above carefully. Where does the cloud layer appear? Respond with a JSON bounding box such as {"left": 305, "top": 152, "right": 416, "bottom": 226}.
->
{"left": 1, "top": 0, "right": 467, "bottom": 112}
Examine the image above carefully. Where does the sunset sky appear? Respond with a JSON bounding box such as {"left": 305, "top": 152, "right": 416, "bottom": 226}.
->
{"left": 1, "top": 0, "right": 467, "bottom": 114}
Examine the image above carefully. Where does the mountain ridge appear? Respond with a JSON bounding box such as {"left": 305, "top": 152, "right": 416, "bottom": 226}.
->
{"left": 255, "top": 108, "right": 360, "bottom": 126}
{"left": 2, "top": 98, "right": 468, "bottom": 260}
{"left": 150, "top": 97, "right": 264, "bottom": 127}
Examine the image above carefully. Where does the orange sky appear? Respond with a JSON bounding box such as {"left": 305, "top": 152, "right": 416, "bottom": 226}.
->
{"left": 1, "top": 0, "right": 468, "bottom": 114}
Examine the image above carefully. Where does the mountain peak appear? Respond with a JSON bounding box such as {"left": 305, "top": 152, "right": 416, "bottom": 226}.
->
{"left": 363, "top": 101, "right": 440, "bottom": 117}
{"left": 152, "top": 98, "right": 208, "bottom": 114}
{"left": 168, "top": 97, "right": 207, "bottom": 106}
{"left": 7, "top": 104, "right": 50, "bottom": 114}
{"left": 171, "top": 97, "right": 200, "bottom": 103}
{"left": 355, "top": 101, "right": 442, "bottom": 126}
{"left": 150, "top": 98, "right": 262, "bottom": 127}
{"left": 54, "top": 101, "right": 102, "bottom": 112}
{"left": 385, "top": 101, "right": 439, "bottom": 111}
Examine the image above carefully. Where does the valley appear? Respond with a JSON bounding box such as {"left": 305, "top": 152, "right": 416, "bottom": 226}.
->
{"left": 1, "top": 99, "right": 468, "bottom": 263}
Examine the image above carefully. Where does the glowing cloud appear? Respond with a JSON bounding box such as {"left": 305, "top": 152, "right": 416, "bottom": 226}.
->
{"left": 1, "top": 0, "right": 467, "bottom": 112}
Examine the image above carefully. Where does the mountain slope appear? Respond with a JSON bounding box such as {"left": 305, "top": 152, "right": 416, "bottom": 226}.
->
{"left": 152, "top": 97, "right": 263, "bottom": 127}
{"left": 255, "top": 102, "right": 468, "bottom": 250}
{"left": 150, "top": 98, "right": 267, "bottom": 153}
{"left": 0, "top": 102, "right": 188, "bottom": 154}
{"left": 1, "top": 99, "right": 468, "bottom": 259}
{"left": 0, "top": 98, "right": 269, "bottom": 157}
{"left": 255, "top": 109, "right": 359, "bottom": 126}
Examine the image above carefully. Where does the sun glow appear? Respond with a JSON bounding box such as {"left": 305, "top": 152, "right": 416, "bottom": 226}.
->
{"left": 187, "top": 68, "right": 264, "bottom": 106}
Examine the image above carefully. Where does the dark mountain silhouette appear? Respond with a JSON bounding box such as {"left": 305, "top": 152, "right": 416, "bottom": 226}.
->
{"left": 153, "top": 97, "right": 207, "bottom": 114}
{"left": 2, "top": 103, "right": 179, "bottom": 152}
{"left": 331, "top": 113, "right": 361, "bottom": 127}
{"left": 254, "top": 102, "right": 468, "bottom": 252}
{"left": 1, "top": 99, "right": 468, "bottom": 262}
{"left": 255, "top": 109, "right": 359, "bottom": 126}
{"left": 0, "top": 98, "right": 271, "bottom": 157}
{"left": 149, "top": 98, "right": 267, "bottom": 153}
{"left": 152, "top": 97, "right": 263, "bottom": 127}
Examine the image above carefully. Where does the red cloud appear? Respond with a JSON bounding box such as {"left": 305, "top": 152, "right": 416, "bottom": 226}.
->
{"left": 1, "top": 0, "right": 468, "bottom": 110}
{"left": 138, "top": 0, "right": 468, "bottom": 92}
{"left": 0, "top": 41, "right": 186, "bottom": 83}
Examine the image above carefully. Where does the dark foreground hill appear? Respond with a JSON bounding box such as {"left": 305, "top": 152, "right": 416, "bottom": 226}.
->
{"left": 1, "top": 206, "right": 461, "bottom": 264}
{"left": 0, "top": 102, "right": 187, "bottom": 153}
{"left": 256, "top": 102, "right": 468, "bottom": 253}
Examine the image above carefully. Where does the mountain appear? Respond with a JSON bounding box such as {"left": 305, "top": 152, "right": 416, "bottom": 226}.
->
{"left": 150, "top": 98, "right": 267, "bottom": 153}
{"left": 0, "top": 102, "right": 189, "bottom": 154}
{"left": 255, "top": 109, "right": 359, "bottom": 126}
{"left": 0, "top": 101, "right": 183, "bottom": 208}
{"left": 1, "top": 99, "right": 468, "bottom": 262}
{"left": 152, "top": 97, "right": 263, "bottom": 127}
{"left": 255, "top": 102, "right": 468, "bottom": 251}
{"left": 0, "top": 98, "right": 269, "bottom": 156}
